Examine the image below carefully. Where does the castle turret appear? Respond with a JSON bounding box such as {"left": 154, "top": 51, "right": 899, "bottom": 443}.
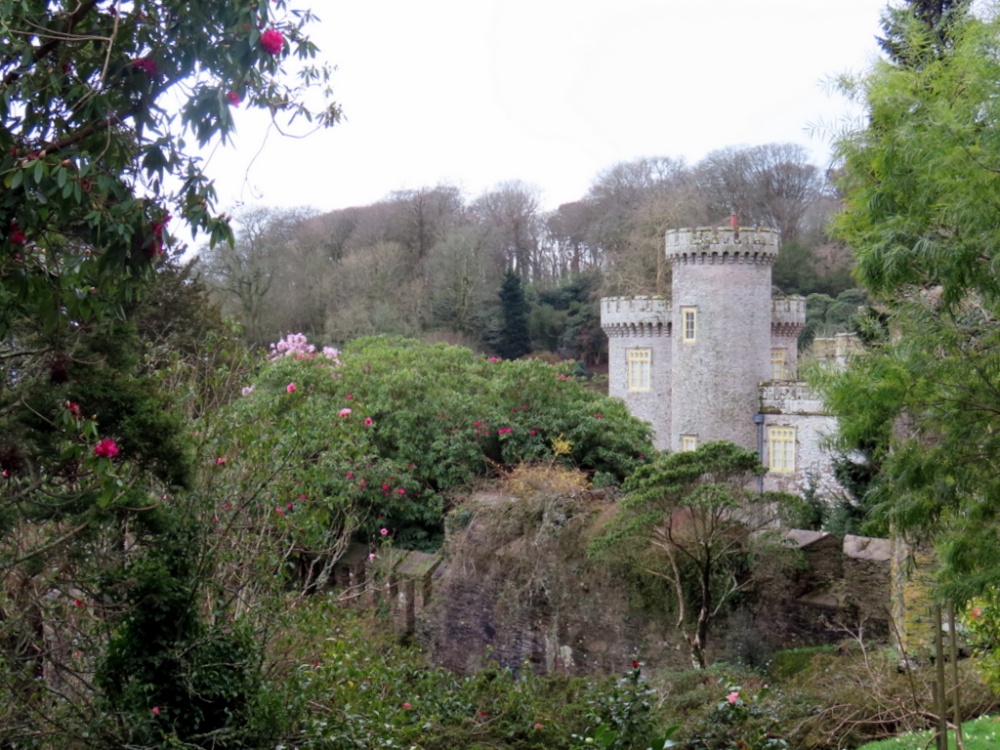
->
{"left": 771, "top": 296, "right": 806, "bottom": 379}
{"left": 600, "top": 296, "right": 672, "bottom": 450}
{"left": 667, "top": 227, "right": 779, "bottom": 452}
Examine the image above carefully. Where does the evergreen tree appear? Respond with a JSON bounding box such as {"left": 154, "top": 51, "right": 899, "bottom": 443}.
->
{"left": 821, "top": 3, "right": 1000, "bottom": 602}
{"left": 495, "top": 269, "right": 532, "bottom": 360}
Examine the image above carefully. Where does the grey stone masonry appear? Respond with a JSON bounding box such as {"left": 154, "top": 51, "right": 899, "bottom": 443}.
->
{"left": 668, "top": 227, "right": 777, "bottom": 452}
{"left": 601, "top": 297, "right": 672, "bottom": 450}
{"left": 771, "top": 297, "right": 806, "bottom": 380}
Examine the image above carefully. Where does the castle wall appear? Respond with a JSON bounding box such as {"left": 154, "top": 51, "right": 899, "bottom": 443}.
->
{"left": 771, "top": 297, "right": 806, "bottom": 379}
{"left": 601, "top": 297, "right": 672, "bottom": 449}
{"left": 761, "top": 383, "right": 841, "bottom": 498}
{"left": 668, "top": 228, "right": 778, "bottom": 452}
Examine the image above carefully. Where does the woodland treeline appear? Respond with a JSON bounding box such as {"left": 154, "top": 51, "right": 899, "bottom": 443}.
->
{"left": 197, "top": 143, "right": 858, "bottom": 357}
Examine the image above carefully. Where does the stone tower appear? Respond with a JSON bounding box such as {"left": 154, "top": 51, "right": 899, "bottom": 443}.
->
{"left": 667, "top": 227, "right": 779, "bottom": 452}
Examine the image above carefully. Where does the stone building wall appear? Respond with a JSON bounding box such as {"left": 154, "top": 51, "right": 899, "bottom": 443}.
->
{"left": 843, "top": 535, "right": 893, "bottom": 632}
{"left": 601, "top": 297, "right": 672, "bottom": 450}
{"left": 667, "top": 228, "right": 778, "bottom": 452}
{"left": 760, "top": 383, "right": 841, "bottom": 497}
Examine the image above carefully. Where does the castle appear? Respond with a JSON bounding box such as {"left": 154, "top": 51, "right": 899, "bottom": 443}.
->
{"left": 600, "top": 225, "right": 847, "bottom": 496}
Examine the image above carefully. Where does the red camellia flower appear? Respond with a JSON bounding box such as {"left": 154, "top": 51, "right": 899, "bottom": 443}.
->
{"left": 94, "top": 438, "right": 119, "bottom": 458}
{"left": 9, "top": 222, "right": 25, "bottom": 244}
{"left": 631, "top": 660, "right": 640, "bottom": 668}
{"left": 226, "top": 90, "right": 241, "bottom": 106}
{"left": 260, "top": 28, "right": 284, "bottom": 55}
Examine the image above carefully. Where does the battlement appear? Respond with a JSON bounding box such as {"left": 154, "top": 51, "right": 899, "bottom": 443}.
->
{"left": 772, "top": 296, "right": 806, "bottom": 334}
{"left": 666, "top": 227, "right": 780, "bottom": 266}
{"left": 600, "top": 296, "right": 671, "bottom": 337}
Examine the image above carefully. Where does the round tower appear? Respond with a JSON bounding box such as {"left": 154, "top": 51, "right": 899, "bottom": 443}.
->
{"left": 600, "top": 296, "right": 672, "bottom": 450}
{"left": 667, "top": 226, "right": 779, "bottom": 452}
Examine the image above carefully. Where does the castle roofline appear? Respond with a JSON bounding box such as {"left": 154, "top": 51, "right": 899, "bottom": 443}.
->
{"left": 666, "top": 227, "right": 780, "bottom": 266}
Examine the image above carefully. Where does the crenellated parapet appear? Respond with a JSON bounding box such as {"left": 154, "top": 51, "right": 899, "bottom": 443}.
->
{"left": 665, "top": 227, "right": 780, "bottom": 267}
{"left": 600, "top": 296, "right": 671, "bottom": 338}
{"left": 772, "top": 296, "right": 806, "bottom": 336}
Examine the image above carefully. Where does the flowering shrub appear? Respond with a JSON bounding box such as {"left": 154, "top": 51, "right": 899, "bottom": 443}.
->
{"left": 205, "top": 335, "right": 654, "bottom": 587}
{"left": 963, "top": 591, "right": 1000, "bottom": 692}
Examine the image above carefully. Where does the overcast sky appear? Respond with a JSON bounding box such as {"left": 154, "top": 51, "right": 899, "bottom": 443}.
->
{"left": 198, "top": 0, "right": 887, "bottom": 218}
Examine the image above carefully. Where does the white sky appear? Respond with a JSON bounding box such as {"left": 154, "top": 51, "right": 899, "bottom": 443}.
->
{"left": 198, "top": 0, "right": 886, "bottom": 217}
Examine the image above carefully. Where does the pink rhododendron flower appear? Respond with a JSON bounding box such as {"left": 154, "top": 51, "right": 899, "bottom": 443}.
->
{"left": 402, "top": 702, "right": 411, "bottom": 709}
{"left": 346, "top": 472, "right": 355, "bottom": 479}
{"left": 9, "top": 222, "right": 25, "bottom": 244}
{"left": 260, "top": 28, "right": 284, "bottom": 55}
{"left": 94, "top": 438, "right": 119, "bottom": 458}
{"left": 215, "top": 456, "right": 227, "bottom": 466}
{"left": 73, "top": 599, "right": 83, "bottom": 607}
{"left": 131, "top": 56, "right": 157, "bottom": 75}
{"left": 397, "top": 488, "right": 406, "bottom": 495}
{"left": 65, "top": 401, "right": 81, "bottom": 419}
{"left": 534, "top": 723, "right": 543, "bottom": 730}
{"left": 381, "top": 484, "right": 390, "bottom": 491}
{"left": 286, "top": 382, "right": 296, "bottom": 393}
{"left": 152, "top": 706, "right": 160, "bottom": 716}
{"left": 339, "top": 408, "right": 352, "bottom": 417}
{"left": 631, "top": 660, "right": 640, "bottom": 668}
{"left": 380, "top": 527, "right": 388, "bottom": 536}
{"left": 971, "top": 607, "right": 984, "bottom": 619}
{"left": 364, "top": 417, "right": 373, "bottom": 426}
{"left": 346, "top": 393, "right": 353, "bottom": 399}
{"left": 369, "top": 552, "right": 376, "bottom": 561}
{"left": 727, "top": 691, "right": 739, "bottom": 705}
{"left": 226, "top": 90, "right": 241, "bottom": 106}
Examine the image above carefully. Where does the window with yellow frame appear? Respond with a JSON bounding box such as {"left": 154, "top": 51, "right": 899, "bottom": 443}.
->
{"left": 770, "top": 348, "right": 786, "bottom": 381}
{"left": 626, "top": 348, "right": 651, "bottom": 391}
{"left": 768, "top": 427, "right": 796, "bottom": 472}
{"left": 680, "top": 434, "right": 698, "bottom": 452}
{"left": 681, "top": 306, "right": 697, "bottom": 343}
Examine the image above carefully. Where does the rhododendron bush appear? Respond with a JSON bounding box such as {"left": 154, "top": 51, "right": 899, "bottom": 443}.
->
{"left": 205, "top": 335, "right": 654, "bottom": 573}
{"left": 0, "top": 1, "right": 338, "bottom": 745}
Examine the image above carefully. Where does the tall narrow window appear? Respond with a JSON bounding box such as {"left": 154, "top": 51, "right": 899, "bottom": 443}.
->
{"left": 681, "top": 306, "right": 697, "bottom": 343}
{"left": 768, "top": 427, "right": 796, "bottom": 473}
{"left": 626, "top": 348, "right": 651, "bottom": 391}
{"left": 771, "top": 348, "right": 786, "bottom": 381}
{"left": 680, "top": 434, "right": 698, "bottom": 452}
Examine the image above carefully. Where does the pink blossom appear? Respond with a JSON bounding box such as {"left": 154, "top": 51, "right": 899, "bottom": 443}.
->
{"left": 339, "top": 408, "right": 352, "bottom": 417}
{"left": 380, "top": 527, "right": 388, "bottom": 536}
{"left": 9, "top": 222, "right": 25, "bottom": 244}
{"left": 726, "top": 691, "right": 739, "bottom": 705}
{"left": 73, "top": 599, "right": 82, "bottom": 607}
{"left": 152, "top": 706, "right": 160, "bottom": 716}
{"left": 241, "top": 385, "right": 255, "bottom": 396}
{"left": 397, "top": 488, "right": 406, "bottom": 495}
{"left": 260, "top": 28, "right": 284, "bottom": 55}
{"left": 226, "top": 90, "right": 241, "bottom": 106}
{"left": 346, "top": 393, "right": 353, "bottom": 399}
{"left": 215, "top": 456, "right": 227, "bottom": 466}
{"left": 286, "top": 382, "right": 296, "bottom": 393}
{"left": 971, "top": 607, "right": 984, "bottom": 619}
{"left": 381, "top": 483, "right": 390, "bottom": 491}
{"left": 594, "top": 413, "right": 603, "bottom": 419}
{"left": 94, "top": 438, "right": 119, "bottom": 458}
{"left": 65, "top": 401, "right": 81, "bottom": 419}
{"left": 529, "top": 429, "right": 537, "bottom": 436}
{"left": 402, "top": 702, "right": 411, "bottom": 709}
{"left": 369, "top": 552, "right": 376, "bottom": 561}
{"left": 534, "top": 723, "right": 543, "bottom": 730}
{"left": 346, "top": 472, "right": 355, "bottom": 479}
{"left": 131, "top": 57, "right": 157, "bottom": 75}
{"left": 364, "top": 417, "right": 373, "bottom": 426}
